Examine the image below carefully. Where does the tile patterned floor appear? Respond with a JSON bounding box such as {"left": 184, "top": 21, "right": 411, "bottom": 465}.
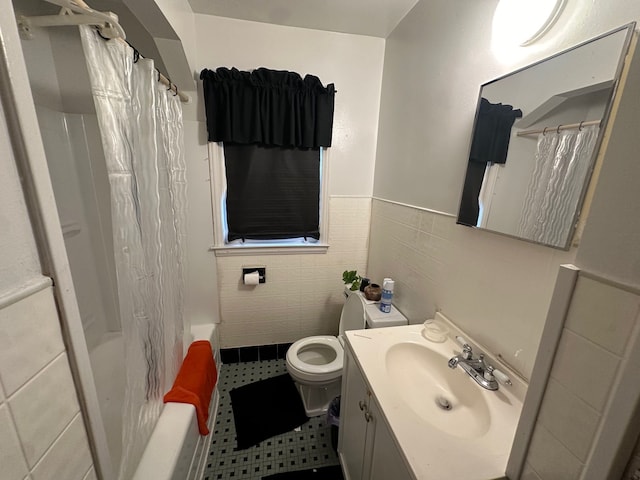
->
{"left": 202, "top": 358, "right": 340, "bottom": 480}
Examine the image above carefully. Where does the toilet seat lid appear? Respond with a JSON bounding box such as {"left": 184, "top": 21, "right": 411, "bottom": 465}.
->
{"left": 287, "top": 336, "right": 343, "bottom": 375}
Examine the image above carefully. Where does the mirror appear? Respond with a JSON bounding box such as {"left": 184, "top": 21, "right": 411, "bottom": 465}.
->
{"left": 457, "top": 24, "right": 634, "bottom": 249}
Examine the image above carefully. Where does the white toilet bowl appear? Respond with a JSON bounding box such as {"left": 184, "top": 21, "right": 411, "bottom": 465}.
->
{"left": 286, "top": 336, "right": 344, "bottom": 384}
{"left": 286, "top": 291, "right": 408, "bottom": 416}
{"left": 286, "top": 336, "right": 343, "bottom": 416}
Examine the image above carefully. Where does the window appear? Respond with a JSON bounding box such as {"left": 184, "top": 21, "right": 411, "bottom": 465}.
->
{"left": 208, "top": 142, "right": 330, "bottom": 256}
{"left": 200, "top": 67, "right": 335, "bottom": 255}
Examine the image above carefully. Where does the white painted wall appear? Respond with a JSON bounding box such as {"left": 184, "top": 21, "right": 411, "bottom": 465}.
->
{"left": 576, "top": 34, "right": 640, "bottom": 288}
{"left": 374, "top": 0, "right": 640, "bottom": 213}
{"left": 183, "top": 119, "right": 221, "bottom": 325}
{"left": 0, "top": 112, "right": 40, "bottom": 294}
{"left": 189, "top": 15, "right": 384, "bottom": 346}
{"left": 15, "top": 24, "right": 64, "bottom": 112}
{"left": 147, "top": 0, "right": 199, "bottom": 89}
{"left": 193, "top": 14, "right": 385, "bottom": 196}
{"left": 0, "top": 79, "right": 42, "bottom": 302}
{"left": 370, "top": 0, "right": 640, "bottom": 379}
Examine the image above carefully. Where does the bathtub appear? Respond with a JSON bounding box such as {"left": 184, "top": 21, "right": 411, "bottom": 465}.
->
{"left": 133, "top": 324, "right": 221, "bottom": 480}
{"left": 90, "top": 324, "right": 220, "bottom": 480}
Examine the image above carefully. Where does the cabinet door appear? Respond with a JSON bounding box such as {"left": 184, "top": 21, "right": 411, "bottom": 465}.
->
{"left": 338, "top": 350, "right": 370, "bottom": 480}
{"left": 367, "top": 398, "right": 413, "bottom": 480}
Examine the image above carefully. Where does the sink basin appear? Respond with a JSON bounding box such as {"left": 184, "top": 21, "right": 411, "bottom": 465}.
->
{"left": 385, "top": 341, "right": 490, "bottom": 439}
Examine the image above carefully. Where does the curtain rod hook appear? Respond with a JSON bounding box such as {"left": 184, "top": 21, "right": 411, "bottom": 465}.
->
{"left": 579, "top": 121, "right": 584, "bottom": 131}
{"left": 543, "top": 127, "right": 548, "bottom": 136}
{"left": 556, "top": 124, "right": 562, "bottom": 134}
{"left": 173, "top": 86, "right": 178, "bottom": 97}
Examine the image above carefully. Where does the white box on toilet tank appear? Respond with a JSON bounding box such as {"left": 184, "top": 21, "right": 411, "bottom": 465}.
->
{"left": 365, "top": 303, "right": 408, "bottom": 328}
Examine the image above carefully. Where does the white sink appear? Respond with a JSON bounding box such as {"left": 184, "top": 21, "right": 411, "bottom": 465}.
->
{"left": 345, "top": 319, "right": 525, "bottom": 480}
{"left": 385, "top": 341, "right": 490, "bottom": 438}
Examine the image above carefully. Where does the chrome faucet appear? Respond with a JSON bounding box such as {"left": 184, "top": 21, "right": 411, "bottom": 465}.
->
{"left": 448, "top": 337, "right": 512, "bottom": 391}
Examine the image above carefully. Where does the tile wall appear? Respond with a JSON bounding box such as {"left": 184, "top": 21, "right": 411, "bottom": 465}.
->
{"left": 216, "top": 197, "right": 371, "bottom": 348}
{"left": 367, "top": 198, "right": 575, "bottom": 379}
{"left": 0, "top": 285, "right": 96, "bottom": 480}
{"left": 523, "top": 274, "right": 640, "bottom": 480}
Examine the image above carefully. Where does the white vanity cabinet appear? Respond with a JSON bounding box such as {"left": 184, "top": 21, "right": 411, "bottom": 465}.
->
{"left": 338, "top": 345, "right": 413, "bottom": 480}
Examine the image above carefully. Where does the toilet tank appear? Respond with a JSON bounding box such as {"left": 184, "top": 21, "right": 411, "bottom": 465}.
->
{"left": 338, "top": 289, "right": 409, "bottom": 334}
{"left": 365, "top": 303, "right": 408, "bottom": 328}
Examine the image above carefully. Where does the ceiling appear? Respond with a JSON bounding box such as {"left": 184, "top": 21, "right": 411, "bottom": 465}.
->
{"left": 186, "top": 0, "right": 420, "bottom": 38}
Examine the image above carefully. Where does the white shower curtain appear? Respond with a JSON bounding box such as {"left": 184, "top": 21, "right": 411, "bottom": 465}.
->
{"left": 79, "top": 26, "right": 187, "bottom": 480}
{"left": 518, "top": 125, "right": 599, "bottom": 247}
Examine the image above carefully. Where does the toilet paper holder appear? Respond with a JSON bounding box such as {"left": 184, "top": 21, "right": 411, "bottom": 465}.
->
{"left": 242, "top": 267, "right": 266, "bottom": 284}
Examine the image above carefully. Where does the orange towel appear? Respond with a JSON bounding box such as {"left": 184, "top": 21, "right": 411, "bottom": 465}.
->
{"left": 163, "top": 340, "right": 217, "bottom": 435}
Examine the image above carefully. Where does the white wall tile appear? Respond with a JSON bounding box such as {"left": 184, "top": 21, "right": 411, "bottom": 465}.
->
{"left": 537, "top": 378, "right": 601, "bottom": 461}
{"left": 0, "top": 288, "right": 65, "bottom": 395}
{"left": 31, "top": 414, "right": 92, "bottom": 480}
{"left": 367, "top": 199, "right": 577, "bottom": 379}
{"left": 0, "top": 404, "right": 29, "bottom": 480}
{"left": 527, "top": 424, "right": 583, "bottom": 480}
{"left": 564, "top": 276, "right": 640, "bottom": 355}
{"left": 217, "top": 197, "right": 370, "bottom": 347}
{"left": 550, "top": 329, "right": 620, "bottom": 412}
{"left": 9, "top": 354, "right": 80, "bottom": 467}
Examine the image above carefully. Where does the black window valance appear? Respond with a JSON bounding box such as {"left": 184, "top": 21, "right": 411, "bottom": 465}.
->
{"left": 200, "top": 67, "right": 335, "bottom": 149}
{"left": 458, "top": 98, "right": 522, "bottom": 227}
{"left": 469, "top": 98, "right": 522, "bottom": 165}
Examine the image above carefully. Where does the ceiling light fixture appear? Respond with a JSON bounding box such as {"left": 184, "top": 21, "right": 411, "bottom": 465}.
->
{"left": 493, "top": 0, "right": 566, "bottom": 47}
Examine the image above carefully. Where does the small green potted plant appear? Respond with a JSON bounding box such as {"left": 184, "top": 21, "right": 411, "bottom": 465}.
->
{"left": 342, "top": 270, "right": 362, "bottom": 291}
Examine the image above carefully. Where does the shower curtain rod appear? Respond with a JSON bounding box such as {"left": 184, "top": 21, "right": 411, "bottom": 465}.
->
{"left": 114, "top": 38, "right": 191, "bottom": 103}
{"left": 516, "top": 119, "right": 600, "bottom": 137}
{"left": 17, "top": 0, "right": 191, "bottom": 103}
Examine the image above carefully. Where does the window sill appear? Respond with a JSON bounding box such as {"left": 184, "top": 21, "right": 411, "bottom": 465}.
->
{"left": 209, "top": 243, "right": 329, "bottom": 257}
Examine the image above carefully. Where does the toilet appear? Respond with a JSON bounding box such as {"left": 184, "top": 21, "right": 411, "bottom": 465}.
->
{"left": 286, "top": 289, "right": 408, "bottom": 416}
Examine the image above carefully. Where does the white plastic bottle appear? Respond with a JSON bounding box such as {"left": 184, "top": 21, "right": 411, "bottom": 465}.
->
{"left": 380, "top": 279, "right": 394, "bottom": 313}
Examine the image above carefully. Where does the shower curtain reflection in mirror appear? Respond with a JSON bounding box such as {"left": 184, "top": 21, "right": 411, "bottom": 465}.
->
{"left": 517, "top": 125, "right": 599, "bottom": 246}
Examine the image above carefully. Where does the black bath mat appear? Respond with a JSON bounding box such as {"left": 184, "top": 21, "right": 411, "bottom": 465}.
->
{"left": 230, "top": 373, "right": 308, "bottom": 449}
{"left": 262, "top": 465, "right": 344, "bottom": 480}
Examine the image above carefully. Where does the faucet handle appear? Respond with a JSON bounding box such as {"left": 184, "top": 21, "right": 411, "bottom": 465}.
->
{"left": 493, "top": 368, "right": 512, "bottom": 386}
{"left": 455, "top": 336, "right": 473, "bottom": 359}
{"left": 485, "top": 366, "right": 512, "bottom": 386}
{"left": 484, "top": 365, "right": 495, "bottom": 382}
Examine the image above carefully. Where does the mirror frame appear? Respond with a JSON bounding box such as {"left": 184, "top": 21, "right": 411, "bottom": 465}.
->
{"left": 457, "top": 22, "right": 636, "bottom": 250}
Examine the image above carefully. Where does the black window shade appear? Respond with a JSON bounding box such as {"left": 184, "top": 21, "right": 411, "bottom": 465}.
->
{"left": 224, "top": 144, "right": 321, "bottom": 242}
